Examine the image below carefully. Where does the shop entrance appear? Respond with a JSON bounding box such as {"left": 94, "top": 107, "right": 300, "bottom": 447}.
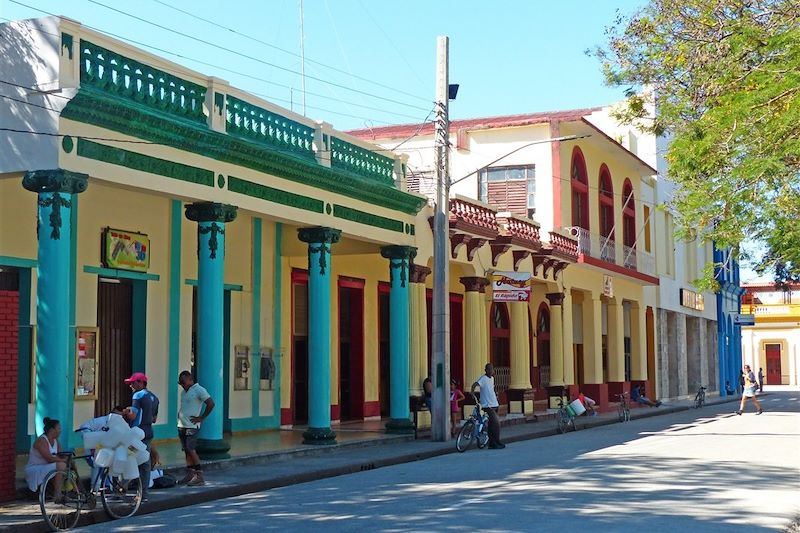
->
{"left": 766, "top": 344, "right": 782, "bottom": 385}
{"left": 338, "top": 278, "right": 365, "bottom": 421}
{"left": 424, "top": 291, "right": 466, "bottom": 387}
{"left": 96, "top": 278, "right": 133, "bottom": 417}
{"left": 489, "top": 302, "right": 511, "bottom": 404}
{"left": 378, "top": 283, "right": 390, "bottom": 417}
{"left": 291, "top": 270, "right": 309, "bottom": 424}
{"left": 535, "top": 303, "right": 550, "bottom": 392}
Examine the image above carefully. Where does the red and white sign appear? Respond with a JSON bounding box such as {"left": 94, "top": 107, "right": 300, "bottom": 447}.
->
{"left": 492, "top": 271, "right": 531, "bottom": 302}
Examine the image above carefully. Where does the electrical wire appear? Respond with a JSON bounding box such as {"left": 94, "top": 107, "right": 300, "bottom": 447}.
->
{"left": 77, "top": 0, "right": 431, "bottom": 111}
{"left": 150, "top": 0, "right": 429, "bottom": 104}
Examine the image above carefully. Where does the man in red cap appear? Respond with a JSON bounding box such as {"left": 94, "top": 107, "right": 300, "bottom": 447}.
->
{"left": 125, "top": 372, "right": 159, "bottom": 501}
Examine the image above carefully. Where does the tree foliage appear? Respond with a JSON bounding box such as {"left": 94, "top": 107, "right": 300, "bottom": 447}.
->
{"left": 594, "top": 0, "right": 800, "bottom": 285}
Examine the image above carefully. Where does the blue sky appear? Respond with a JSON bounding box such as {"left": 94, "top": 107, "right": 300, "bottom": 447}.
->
{"left": 1, "top": 0, "right": 648, "bottom": 130}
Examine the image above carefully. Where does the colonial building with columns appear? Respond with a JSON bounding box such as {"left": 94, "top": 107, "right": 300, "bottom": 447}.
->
{"left": 351, "top": 107, "right": 661, "bottom": 412}
{"left": 0, "top": 14, "right": 439, "bottom": 470}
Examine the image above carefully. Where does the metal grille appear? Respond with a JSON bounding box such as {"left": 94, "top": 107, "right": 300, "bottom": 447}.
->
{"left": 494, "top": 366, "right": 511, "bottom": 393}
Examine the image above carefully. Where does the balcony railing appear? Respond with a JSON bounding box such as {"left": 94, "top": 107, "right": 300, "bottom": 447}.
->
{"left": 547, "top": 232, "right": 579, "bottom": 258}
{"left": 449, "top": 197, "right": 499, "bottom": 236}
{"left": 599, "top": 237, "right": 617, "bottom": 264}
{"left": 568, "top": 227, "right": 654, "bottom": 276}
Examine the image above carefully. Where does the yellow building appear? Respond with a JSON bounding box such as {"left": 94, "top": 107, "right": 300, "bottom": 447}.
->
{"left": 741, "top": 284, "right": 800, "bottom": 386}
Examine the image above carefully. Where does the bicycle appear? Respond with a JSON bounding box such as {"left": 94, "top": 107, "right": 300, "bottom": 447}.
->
{"left": 694, "top": 386, "right": 707, "bottom": 409}
{"left": 39, "top": 450, "right": 142, "bottom": 530}
{"left": 456, "top": 393, "right": 490, "bottom": 452}
{"left": 617, "top": 392, "right": 631, "bottom": 422}
{"left": 556, "top": 397, "right": 577, "bottom": 434}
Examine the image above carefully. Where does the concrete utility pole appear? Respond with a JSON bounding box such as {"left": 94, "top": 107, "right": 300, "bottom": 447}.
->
{"left": 431, "top": 35, "right": 451, "bottom": 442}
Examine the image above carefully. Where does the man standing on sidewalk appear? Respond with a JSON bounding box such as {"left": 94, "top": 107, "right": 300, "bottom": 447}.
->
{"left": 177, "top": 370, "right": 215, "bottom": 486}
{"left": 471, "top": 363, "right": 505, "bottom": 449}
{"left": 125, "top": 372, "right": 159, "bottom": 501}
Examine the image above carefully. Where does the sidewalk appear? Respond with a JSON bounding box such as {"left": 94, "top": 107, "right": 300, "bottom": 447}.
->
{"left": 0, "top": 393, "right": 743, "bottom": 532}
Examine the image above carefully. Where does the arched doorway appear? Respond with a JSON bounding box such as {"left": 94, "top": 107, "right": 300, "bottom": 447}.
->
{"left": 490, "top": 302, "right": 511, "bottom": 404}
{"left": 535, "top": 303, "right": 550, "bottom": 397}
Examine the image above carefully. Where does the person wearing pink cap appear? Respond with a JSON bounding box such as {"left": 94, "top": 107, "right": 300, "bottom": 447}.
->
{"left": 125, "top": 372, "right": 159, "bottom": 501}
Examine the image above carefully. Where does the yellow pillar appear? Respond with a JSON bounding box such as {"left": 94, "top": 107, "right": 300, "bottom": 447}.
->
{"left": 582, "top": 291, "right": 603, "bottom": 384}
{"left": 562, "top": 289, "right": 575, "bottom": 385}
{"left": 631, "top": 303, "right": 647, "bottom": 381}
{"left": 410, "top": 265, "right": 430, "bottom": 392}
{"left": 546, "top": 292, "right": 565, "bottom": 386}
{"left": 509, "top": 301, "right": 532, "bottom": 390}
{"left": 460, "top": 277, "right": 489, "bottom": 387}
{"left": 607, "top": 298, "right": 625, "bottom": 382}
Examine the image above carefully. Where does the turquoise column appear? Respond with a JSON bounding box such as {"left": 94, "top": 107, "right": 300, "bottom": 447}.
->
{"left": 381, "top": 245, "right": 416, "bottom": 434}
{"left": 298, "top": 227, "right": 340, "bottom": 445}
{"left": 185, "top": 202, "right": 237, "bottom": 457}
{"left": 22, "top": 170, "right": 88, "bottom": 434}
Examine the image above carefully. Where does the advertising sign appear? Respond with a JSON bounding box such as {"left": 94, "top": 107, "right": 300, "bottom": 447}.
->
{"left": 492, "top": 271, "right": 531, "bottom": 302}
{"left": 603, "top": 275, "right": 614, "bottom": 298}
{"left": 102, "top": 228, "right": 150, "bottom": 272}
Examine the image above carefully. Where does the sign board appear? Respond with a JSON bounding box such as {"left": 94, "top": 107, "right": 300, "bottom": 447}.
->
{"left": 75, "top": 327, "right": 99, "bottom": 400}
{"left": 734, "top": 313, "right": 756, "bottom": 326}
{"left": 492, "top": 271, "right": 531, "bottom": 302}
{"left": 679, "top": 288, "right": 705, "bottom": 311}
{"left": 603, "top": 275, "right": 614, "bottom": 298}
{"left": 102, "top": 228, "right": 150, "bottom": 272}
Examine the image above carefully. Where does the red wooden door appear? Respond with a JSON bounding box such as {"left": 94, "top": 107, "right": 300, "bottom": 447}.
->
{"left": 766, "top": 344, "right": 781, "bottom": 385}
{"left": 338, "top": 278, "right": 365, "bottom": 420}
{"left": 96, "top": 279, "right": 133, "bottom": 417}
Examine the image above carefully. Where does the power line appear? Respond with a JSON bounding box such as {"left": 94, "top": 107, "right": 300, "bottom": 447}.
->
{"left": 150, "top": 0, "right": 429, "bottom": 103}
{"left": 0, "top": 15, "right": 421, "bottom": 124}
{"left": 78, "top": 0, "right": 431, "bottom": 112}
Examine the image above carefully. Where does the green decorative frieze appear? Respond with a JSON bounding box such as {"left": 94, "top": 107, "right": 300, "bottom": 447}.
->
{"left": 332, "top": 204, "right": 404, "bottom": 233}
{"left": 226, "top": 95, "right": 314, "bottom": 159}
{"left": 76, "top": 138, "right": 214, "bottom": 187}
{"left": 79, "top": 39, "right": 206, "bottom": 124}
{"left": 61, "top": 86, "right": 427, "bottom": 215}
{"left": 228, "top": 176, "right": 324, "bottom": 214}
{"left": 330, "top": 137, "right": 394, "bottom": 186}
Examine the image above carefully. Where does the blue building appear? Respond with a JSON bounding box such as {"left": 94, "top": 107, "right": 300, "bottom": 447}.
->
{"left": 714, "top": 246, "right": 745, "bottom": 396}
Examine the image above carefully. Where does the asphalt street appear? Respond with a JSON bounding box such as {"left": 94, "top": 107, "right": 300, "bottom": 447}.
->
{"left": 79, "top": 391, "right": 800, "bottom": 533}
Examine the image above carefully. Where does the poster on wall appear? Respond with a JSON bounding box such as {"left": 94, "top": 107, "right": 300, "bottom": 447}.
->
{"left": 603, "top": 275, "right": 614, "bottom": 298}
{"left": 102, "top": 228, "right": 150, "bottom": 272}
{"left": 75, "top": 327, "right": 99, "bottom": 400}
{"left": 491, "top": 271, "right": 531, "bottom": 302}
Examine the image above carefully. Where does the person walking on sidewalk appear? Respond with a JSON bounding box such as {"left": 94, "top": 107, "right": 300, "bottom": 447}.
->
{"left": 758, "top": 367, "right": 765, "bottom": 392}
{"left": 736, "top": 365, "right": 763, "bottom": 415}
{"left": 177, "top": 370, "right": 216, "bottom": 486}
{"left": 471, "top": 363, "right": 505, "bottom": 449}
{"left": 125, "top": 372, "right": 159, "bottom": 501}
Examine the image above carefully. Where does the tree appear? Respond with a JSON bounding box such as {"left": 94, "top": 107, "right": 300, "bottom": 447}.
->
{"left": 593, "top": 0, "right": 800, "bottom": 287}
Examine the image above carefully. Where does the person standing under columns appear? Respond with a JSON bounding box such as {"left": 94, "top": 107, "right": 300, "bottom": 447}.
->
{"left": 471, "top": 363, "right": 505, "bottom": 449}
{"left": 124, "top": 372, "right": 159, "bottom": 499}
{"left": 298, "top": 227, "right": 341, "bottom": 444}
{"left": 736, "top": 365, "right": 763, "bottom": 415}
{"left": 177, "top": 371, "right": 215, "bottom": 486}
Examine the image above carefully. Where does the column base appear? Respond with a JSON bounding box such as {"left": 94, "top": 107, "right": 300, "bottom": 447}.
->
{"left": 506, "top": 388, "right": 536, "bottom": 415}
{"left": 385, "top": 418, "right": 414, "bottom": 434}
{"left": 302, "top": 427, "right": 337, "bottom": 445}
{"left": 607, "top": 381, "right": 630, "bottom": 400}
{"left": 546, "top": 385, "right": 567, "bottom": 410}
{"left": 581, "top": 383, "right": 609, "bottom": 413}
{"left": 196, "top": 438, "right": 231, "bottom": 460}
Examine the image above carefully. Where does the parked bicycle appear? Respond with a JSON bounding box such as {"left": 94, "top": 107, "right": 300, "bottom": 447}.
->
{"left": 456, "top": 393, "right": 490, "bottom": 452}
{"left": 694, "top": 386, "right": 707, "bottom": 409}
{"left": 556, "top": 397, "right": 577, "bottom": 434}
{"left": 39, "top": 450, "right": 142, "bottom": 530}
{"left": 617, "top": 392, "right": 631, "bottom": 422}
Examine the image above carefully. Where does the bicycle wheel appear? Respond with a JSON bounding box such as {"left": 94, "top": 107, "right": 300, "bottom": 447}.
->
{"left": 557, "top": 411, "right": 569, "bottom": 434}
{"left": 100, "top": 471, "right": 142, "bottom": 519}
{"left": 568, "top": 417, "right": 577, "bottom": 432}
{"left": 456, "top": 420, "right": 475, "bottom": 452}
{"left": 476, "top": 422, "right": 489, "bottom": 449}
{"left": 39, "top": 468, "right": 82, "bottom": 531}
{"left": 618, "top": 403, "right": 625, "bottom": 422}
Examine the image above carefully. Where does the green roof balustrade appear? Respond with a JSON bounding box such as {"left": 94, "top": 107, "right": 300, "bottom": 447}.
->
{"left": 225, "top": 95, "right": 315, "bottom": 160}
{"left": 330, "top": 137, "right": 395, "bottom": 186}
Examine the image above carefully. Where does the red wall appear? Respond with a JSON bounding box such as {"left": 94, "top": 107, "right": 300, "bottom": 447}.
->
{"left": 0, "top": 290, "right": 19, "bottom": 502}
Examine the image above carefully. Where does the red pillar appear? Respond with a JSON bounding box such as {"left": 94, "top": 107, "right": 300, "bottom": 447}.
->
{"left": 0, "top": 290, "right": 19, "bottom": 502}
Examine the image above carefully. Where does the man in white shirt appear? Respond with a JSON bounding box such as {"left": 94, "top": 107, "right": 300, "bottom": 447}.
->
{"left": 471, "top": 363, "right": 505, "bottom": 449}
{"left": 177, "top": 370, "right": 215, "bottom": 486}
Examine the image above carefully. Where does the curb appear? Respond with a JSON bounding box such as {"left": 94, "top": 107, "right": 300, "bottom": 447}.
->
{"left": 4, "top": 395, "right": 745, "bottom": 532}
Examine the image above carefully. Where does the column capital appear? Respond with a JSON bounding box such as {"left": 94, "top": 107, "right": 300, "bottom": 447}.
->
{"left": 185, "top": 202, "right": 238, "bottom": 223}
{"left": 546, "top": 292, "right": 565, "bottom": 306}
{"left": 410, "top": 264, "right": 431, "bottom": 283}
{"left": 380, "top": 245, "right": 417, "bottom": 261}
{"left": 23, "top": 169, "right": 88, "bottom": 194}
{"left": 298, "top": 226, "right": 341, "bottom": 244}
{"left": 460, "top": 276, "right": 490, "bottom": 293}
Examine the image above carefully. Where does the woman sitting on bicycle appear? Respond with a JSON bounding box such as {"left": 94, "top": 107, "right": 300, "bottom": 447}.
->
{"left": 25, "top": 417, "right": 67, "bottom": 495}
